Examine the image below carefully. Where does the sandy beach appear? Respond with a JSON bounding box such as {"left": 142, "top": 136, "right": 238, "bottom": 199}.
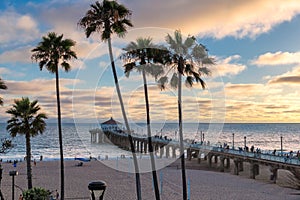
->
{"left": 0, "top": 158, "right": 299, "bottom": 200}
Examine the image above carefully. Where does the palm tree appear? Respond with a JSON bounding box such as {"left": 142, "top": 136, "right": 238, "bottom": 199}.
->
{"left": 0, "top": 77, "right": 7, "bottom": 199}
{"left": 122, "top": 37, "right": 168, "bottom": 200}
{"left": 158, "top": 30, "right": 214, "bottom": 200}
{"left": 6, "top": 97, "right": 47, "bottom": 189}
{"left": 31, "top": 32, "right": 77, "bottom": 200}
{"left": 78, "top": 1, "right": 143, "bottom": 199}
{"left": 0, "top": 77, "right": 7, "bottom": 106}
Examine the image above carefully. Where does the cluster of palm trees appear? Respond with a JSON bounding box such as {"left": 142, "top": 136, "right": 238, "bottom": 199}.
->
{"left": 1, "top": 0, "right": 214, "bottom": 199}
{"left": 1, "top": 32, "right": 77, "bottom": 199}
{"left": 78, "top": 2, "right": 214, "bottom": 200}
{"left": 0, "top": 32, "right": 77, "bottom": 200}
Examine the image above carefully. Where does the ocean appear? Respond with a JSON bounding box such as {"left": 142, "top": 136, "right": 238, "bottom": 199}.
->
{"left": 0, "top": 123, "right": 300, "bottom": 162}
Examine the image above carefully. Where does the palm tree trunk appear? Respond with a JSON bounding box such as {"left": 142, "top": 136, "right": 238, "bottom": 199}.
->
{"left": 0, "top": 163, "right": 5, "bottom": 199}
{"left": 55, "top": 69, "right": 64, "bottom": 200}
{"left": 107, "top": 38, "right": 142, "bottom": 200}
{"left": 25, "top": 132, "right": 33, "bottom": 189}
{"left": 142, "top": 70, "right": 160, "bottom": 200}
{"left": 178, "top": 72, "right": 187, "bottom": 200}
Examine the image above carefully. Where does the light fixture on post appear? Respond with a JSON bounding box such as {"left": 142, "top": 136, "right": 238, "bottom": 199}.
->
{"left": 88, "top": 181, "right": 107, "bottom": 200}
{"left": 9, "top": 170, "right": 18, "bottom": 200}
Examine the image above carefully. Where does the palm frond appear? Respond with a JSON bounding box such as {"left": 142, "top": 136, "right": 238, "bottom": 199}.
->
{"left": 163, "top": 30, "right": 214, "bottom": 90}
{"left": 157, "top": 76, "right": 168, "bottom": 90}
{"left": 185, "top": 76, "right": 194, "bottom": 88}
{"left": 184, "top": 63, "right": 195, "bottom": 75}
{"left": 202, "top": 57, "right": 215, "bottom": 65}
{"left": 170, "top": 73, "right": 179, "bottom": 89}
{"left": 6, "top": 98, "right": 47, "bottom": 138}
{"left": 193, "top": 75, "right": 206, "bottom": 89}
{"left": 124, "top": 62, "right": 136, "bottom": 77}
{"left": 0, "top": 78, "right": 7, "bottom": 90}
{"left": 32, "top": 32, "right": 77, "bottom": 74}
{"left": 61, "top": 62, "right": 71, "bottom": 72}
{"left": 198, "top": 66, "right": 211, "bottom": 76}
{"left": 146, "top": 64, "right": 164, "bottom": 79}
{"left": 183, "top": 35, "right": 196, "bottom": 53}
{"left": 79, "top": 0, "right": 132, "bottom": 41}
{"left": 165, "top": 33, "right": 178, "bottom": 52}
{"left": 192, "top": 44, "right": 207, "bottom": 59}
{"left": 122, "top": 37, "right": 167, "bottom": 81}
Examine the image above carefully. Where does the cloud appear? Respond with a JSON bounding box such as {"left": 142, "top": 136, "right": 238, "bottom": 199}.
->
{"left": 0, "top": 1, "right": 104, "bottom": 62}
{"left": 69, "top": 59, "right": 86, "bottom": 70}
{"left": 21, "top": 0, "right": 300, "bottom": 41}
{"left": 269, "top": 76, "right": 300, "bottom": 84}
{"left": 268, "top": 65, "right": 300, "bottom": 84}
{"left": 225, "top": 83, "right": 265, "bottom": 99}
{"left": 212, "top": 55, "right": 246, "bottom": 77}
{"left": 221, "top": 77, "right": 300, "bottom": 122}
{"left": 0, "top": 67, "right": 25, "bottom": 78}
{"left": 1, "top": 75, "right": 298, "bottom": 123}
{"left": 252, "top": 51, "right": 300, "bottom": 66}
{"left": 0, "top": 78, "right": 83, "bottom": 120}
{"left": 0, "top": 45, "right": 84, "bottom": 71}
{"left": 74, "top": 42, "right": 107, "bottom": 60}
{"left": 0, "top": 67, "right": 12, "bottom": 75}
{"left": 125, "top": 0, "right": 300, "bottom": 38}
{"left": 3, "top": 78, "right": 79, "bottom": 95}
{"left": 0, "top": 11, "right": 40, "bottom": 45}
{"left": 0, "top": 46, "right": 32, "bottom": 63}
{"left": 17, "top": 15, "right": 37, "bottom": 31}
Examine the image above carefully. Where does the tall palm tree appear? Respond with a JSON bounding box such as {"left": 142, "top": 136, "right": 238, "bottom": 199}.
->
{"left": 31, "top": 32, "right": 77, "bottom": 200}
{"left": 78, "top": 1, "right": 143, "bottom": 199}
{"left": 0, "top": 77, "right": 7, "bottom": 106}
{"left": 0, "top": 77, "right": 7, "bottom": 199}
{"left": 158, "top": 30, "right": 214, "bottom": 200}
{"left": 6, "top": 97, "right": 47, "bottom": 189}
{"left": 122, "top": 37, "right": 168, "bottom": 200}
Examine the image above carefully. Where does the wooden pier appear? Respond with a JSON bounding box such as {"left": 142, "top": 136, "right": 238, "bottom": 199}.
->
{"left": 90, "top": 128, "right": 300, "bottom": 184}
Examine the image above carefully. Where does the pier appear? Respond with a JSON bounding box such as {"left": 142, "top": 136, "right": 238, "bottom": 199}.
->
{"left": 90, "top": 128, "right": 300, "bottom": 184}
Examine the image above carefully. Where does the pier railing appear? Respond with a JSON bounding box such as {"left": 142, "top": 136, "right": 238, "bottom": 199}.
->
{"left": 190, "top": 143, "right": 300, "bottom": 166}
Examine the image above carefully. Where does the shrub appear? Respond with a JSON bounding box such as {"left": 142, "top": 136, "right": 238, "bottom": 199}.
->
{"left": 22, "top": 187, "right": 51, "bottom": 200}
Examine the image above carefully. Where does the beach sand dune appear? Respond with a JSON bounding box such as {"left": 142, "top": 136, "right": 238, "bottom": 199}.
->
{"left": 0, "top": 159, "right": 299, "bottom": 199}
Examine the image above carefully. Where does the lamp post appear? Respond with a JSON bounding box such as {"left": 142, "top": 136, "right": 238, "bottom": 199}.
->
{"left": 88, "top": 181, "right": 107, "bottom": 200}
{"left": 9, "top": 170, "right": 18, "bottom": 200}
{"left": 244, "top": 136, "right": 247, "bottom": 150}
{"left": 200, "top": 131, "right": 202, "bottom": 143}
{"left": 280, "top": 135, "right": 283, "bottom": 156}
{"left": 232, "top": 133, "right": 235, "bottom": 149}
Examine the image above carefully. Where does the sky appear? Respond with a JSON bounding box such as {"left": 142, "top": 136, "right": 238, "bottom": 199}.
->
{"left": 0, "top": 0, "right": 300, "bottom": 124}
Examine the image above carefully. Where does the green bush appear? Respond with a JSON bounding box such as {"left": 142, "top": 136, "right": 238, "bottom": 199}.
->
{"left": 22, "top": 187, "right": 51, "bottom": 200}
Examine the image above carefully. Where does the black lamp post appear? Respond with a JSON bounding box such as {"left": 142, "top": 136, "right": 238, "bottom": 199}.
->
{"left": 232, "top": 133, "right": 235, "bottom": 149}
{"left": 280, "top": 135, "right": 283, "bottom": 156}
{"left": 9, "top": 170, "right": 18, "bottom": 200}
{"left": 88, "top": 181, "right": 107, "bottom": 200}
{"left": 244, "top": 136, "right": 247, "bottom": 150}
